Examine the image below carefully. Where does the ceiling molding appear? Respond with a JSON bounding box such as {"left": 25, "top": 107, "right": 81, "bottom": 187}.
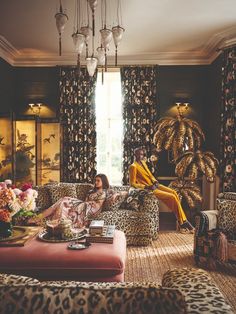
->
{"left": 1, "top": 26, "right": 236, "bottom": 67}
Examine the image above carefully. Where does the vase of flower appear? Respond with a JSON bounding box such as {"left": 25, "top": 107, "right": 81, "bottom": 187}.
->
{"left": 0, "top": 221, "right": 12, "bottom": 238}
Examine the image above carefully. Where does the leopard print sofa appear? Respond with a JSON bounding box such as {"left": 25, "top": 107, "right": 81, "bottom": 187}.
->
{"left": 35, "top": 182, "right": 159, "bottom": 246}
{"left": 162, "top": 268, "right": 233, "bottom": 314}
{"left": 0, "top": 268, "right": 233, "bottom": 314}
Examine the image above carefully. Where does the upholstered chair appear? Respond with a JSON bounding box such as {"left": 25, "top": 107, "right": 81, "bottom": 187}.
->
{"left": 194, "top": 192, "right": 236, "bottom": 270}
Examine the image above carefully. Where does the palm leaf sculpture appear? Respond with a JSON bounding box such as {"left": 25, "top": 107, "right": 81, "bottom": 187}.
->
{"left": 153, "top": 116, "right": 205, "bottom": 161}
{"left": 153, "top": 109, "right": 218, "bottom": 209}
{"left": 169, "top": 179, "right": 202, "bottom": 208}
{"left": 175, "top": 150, "right": 219, "bottom": 182}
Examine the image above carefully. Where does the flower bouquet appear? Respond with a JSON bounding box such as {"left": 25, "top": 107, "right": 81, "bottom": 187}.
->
{"left": 0, "top": 180, "right": 38, "bottom": 234}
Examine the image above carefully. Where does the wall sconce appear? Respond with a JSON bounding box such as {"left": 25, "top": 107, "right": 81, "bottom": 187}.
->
{"left": 175, "top": 102, "right": 189, "bottom": 117}
{"left": 29, "top": 103, "right": 42, "bottom": 116}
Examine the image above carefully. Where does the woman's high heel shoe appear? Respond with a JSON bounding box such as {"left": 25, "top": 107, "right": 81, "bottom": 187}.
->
{"left": 179, "top": 220, "right": 195, "bottom": 234}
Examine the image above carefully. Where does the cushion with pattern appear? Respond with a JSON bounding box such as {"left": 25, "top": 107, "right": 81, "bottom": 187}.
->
{"left": 102, "top": 190, "right": 128, "bottom": 212}
{"left": 46, "top": 184, "right": 77, "bottom": 204}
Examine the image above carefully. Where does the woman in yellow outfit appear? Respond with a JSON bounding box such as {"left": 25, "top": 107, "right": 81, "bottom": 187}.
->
{"left": 129, "top": 148, "right": 194, "bottom": 232}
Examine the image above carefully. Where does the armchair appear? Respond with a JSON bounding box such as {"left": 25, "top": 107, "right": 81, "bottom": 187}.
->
{"left": 194, "top": 192, "right": 236, "bottom": 270}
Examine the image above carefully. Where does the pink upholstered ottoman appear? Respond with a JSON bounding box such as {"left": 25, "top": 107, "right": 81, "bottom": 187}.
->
{"left": 0, "top": 230, "right": 126, "bottom": 282}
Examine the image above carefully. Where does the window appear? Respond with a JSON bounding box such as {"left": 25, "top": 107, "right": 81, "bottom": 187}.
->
{"left": 96, "top": 70, "right": 123, "bottom": 185}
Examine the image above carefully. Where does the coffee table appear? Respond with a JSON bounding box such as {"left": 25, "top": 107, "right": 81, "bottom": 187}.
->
{"left": 0, "top": 230, "right": 126, "bottom": 282}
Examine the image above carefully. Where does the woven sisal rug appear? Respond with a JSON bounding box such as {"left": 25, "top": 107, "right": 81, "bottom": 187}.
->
{"left": 125, "top": 232, "right": 236, "bottom": 313}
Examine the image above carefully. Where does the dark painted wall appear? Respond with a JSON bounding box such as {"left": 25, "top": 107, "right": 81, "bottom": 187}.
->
{"left": 0, "top": 58, "right": 14, "bottom": 114}
{"left": 156, "top": 65, "right": 210, "bottom": 177}
{"left": 14, "top": 67, "right": 59, "bottom": 118}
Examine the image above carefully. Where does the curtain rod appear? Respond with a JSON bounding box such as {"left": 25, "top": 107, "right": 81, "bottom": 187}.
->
{"left": 57, "top": 64, "right": 159, "bottom": 68}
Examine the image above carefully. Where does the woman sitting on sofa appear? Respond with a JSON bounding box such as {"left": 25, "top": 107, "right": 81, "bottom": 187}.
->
{"left": 30, "top": 174, "right": 110, "bottom": 228}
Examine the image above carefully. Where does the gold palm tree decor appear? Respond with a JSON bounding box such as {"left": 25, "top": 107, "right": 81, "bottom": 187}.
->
{"left": 169, "top": 179, "right": 202, "bottom": 209}
{"left": 175, "top": 150, "right": 219, "bottom": 182}
{"left": 153, "top": 110, "right": 218, "bottom": 210}
{"left": 153, "top": 116, "right": 205, "bottom": 161}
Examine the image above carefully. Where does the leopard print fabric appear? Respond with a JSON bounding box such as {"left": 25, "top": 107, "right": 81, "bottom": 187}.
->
{"left": 35, "top": 185, "right": 52, "bottom": 210}
{"left": 0, "top": 273, "right": 40, "bottom": 286}
{"left": 0, "top": 283, "right": 186, "bottom": 314}
{"left": 217, "top": 197, "right": 236, "bottom": 238}
{"left": 162, "top": 268, "right": 233, "bottom": 314}
{"left": 97, "top": 209, "right": 158, "bottom": 246}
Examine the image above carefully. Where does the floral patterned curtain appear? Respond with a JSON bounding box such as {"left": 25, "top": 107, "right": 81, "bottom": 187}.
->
{"left": 221, "top": 47, "right": 236, "bottom": 192}
{"left": 121, "top": 66, "right": 158, "bottom": 185}
{"left": 59, "top": 67, "right": 97, "bottom": 183}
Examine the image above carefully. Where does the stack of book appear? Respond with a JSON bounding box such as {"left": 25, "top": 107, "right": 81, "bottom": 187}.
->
{"left": 87, "top": 224, "right": 115, "bottom": 244}
{"left": 89, "top": 220, "right": 104, "bottom": 236}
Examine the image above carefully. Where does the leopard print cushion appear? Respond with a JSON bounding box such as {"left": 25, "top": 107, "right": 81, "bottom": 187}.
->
{"left": 0, "top": 273, "right": 40, "bottom": 286}
{"left": 0, "top": 284, "right": 186, "bottom": 314}
{"left": 162, "top": 268, "right": 233, "bottom": 314}
{"left": 46, "top": 183, "right": 77, "bottom": 204}
{"left": 35, "top": 185, "right": 52, "bottom": 210}
{"left": 74, "top": 183, "right": 94, "bottom": 201}
{"left": 217, "top": 197, "right": 236, "bottom": 238}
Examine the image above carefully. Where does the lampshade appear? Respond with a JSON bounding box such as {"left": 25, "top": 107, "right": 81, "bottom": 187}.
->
{"left": 72, "top": 32, "right": 85, "bottom": 54}
{"left": 55, "top": 8, "right": 68, "bottom": 35}
{"left": 100, "top": 28, "right": 113, "bottom": 50}
{"left": 80, "top": 26, "right": 92, "bottom": 44}
{"left": 112, "top": 25, "right": 125, "bottom": 47}
{"left": 55, "top": 2, "right": 68, "bottom": 55}
{"left": 86, "top": 57, "right": 98, "bottom": 76}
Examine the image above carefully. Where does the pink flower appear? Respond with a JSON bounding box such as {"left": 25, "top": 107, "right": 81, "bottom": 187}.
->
{"left": 13, "top": 188, "right": 22, "bottom": 196}
{"left": 0, "top": 182, "right": 7, "bottom": 190}
{"left": 4, "top": 179, "right": 12, "bottom": 186}
{"left": 21, "top": 183, "right": 33, "bottom": 191}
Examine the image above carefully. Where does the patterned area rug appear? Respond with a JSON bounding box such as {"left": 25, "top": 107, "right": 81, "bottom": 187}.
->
{"left": 125, "top": 231, "right": 236, "bottom": 313}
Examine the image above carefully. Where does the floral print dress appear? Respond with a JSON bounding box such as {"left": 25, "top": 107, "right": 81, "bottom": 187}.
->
{"left": 46, "top": 190, "right": 106, "bottom": 228}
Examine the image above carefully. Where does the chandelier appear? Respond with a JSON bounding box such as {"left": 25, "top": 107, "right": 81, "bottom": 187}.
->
{"left": 55, "top": 0, "right": 125, "bottom": 77}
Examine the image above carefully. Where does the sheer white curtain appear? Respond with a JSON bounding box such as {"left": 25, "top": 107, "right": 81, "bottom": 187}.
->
{"left": 96, "top": 70, "right": 123, "bottom": 185}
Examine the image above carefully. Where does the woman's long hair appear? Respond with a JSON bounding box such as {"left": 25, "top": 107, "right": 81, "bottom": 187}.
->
{"left": 94, "top": 174, "right": 110, "bottom": 190}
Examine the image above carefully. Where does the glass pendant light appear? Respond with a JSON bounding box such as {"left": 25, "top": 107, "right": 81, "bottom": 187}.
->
{"left": 72, "top": 0, "right": 85, "bottom": 67}
{"left": 86, "top": 57, "right": 98, "bottom": 77}
{"left": 55, "top": 0, "right": 68, "bottom": 56}
{"left": 112, "top": 0, "right": 125, "bottom": 66}
{"left": 112, "top": 25, "right": 125, "bottom": 66}
{"left": 88, "top": 0, "right": 98, "bottom": 36}
{"left": 100, "top": 0, "right": 112, "bottom": 71}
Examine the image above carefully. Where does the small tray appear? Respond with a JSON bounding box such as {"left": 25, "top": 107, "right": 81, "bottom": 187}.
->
{"left": 0, "top": 226, "right": 28, "bottom": 242}
{"left": 38, "top": 229, "right": 87, "bottom": 243}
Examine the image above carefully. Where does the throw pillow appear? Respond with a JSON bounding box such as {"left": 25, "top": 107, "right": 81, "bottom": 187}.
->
{"left": 217, "top": 198, "right": 236, "bottom": 238}
{"left": 75, "top": 183, "right": 94, "bottom": 201}
{"left": 124, "top": 188, "right": 152, "bottom": 211}
{"left": 102, "top": 190, "right": 128, "bottom": 212}
{"left": 35, "top": 185, "right": 52, "bottom": 210}
{"left": 47, "top": 184, "right": 77, "bottom": 204}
